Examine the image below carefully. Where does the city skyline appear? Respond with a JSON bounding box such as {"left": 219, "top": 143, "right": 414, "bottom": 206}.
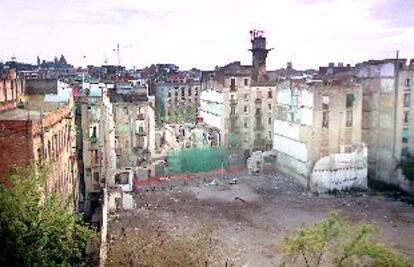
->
{"left": 1, "top": 0, "right": 414, "bottom": 70}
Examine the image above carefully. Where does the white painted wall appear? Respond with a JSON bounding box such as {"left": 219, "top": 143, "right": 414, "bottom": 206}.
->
{"left": 274, "top": 119, "right": 300, "bottom": 140}
{"left": 273, "top": 134, "right": 308, "bottom": 162}
{"left": 310, "top": 145, "right": 368, "bottom": 193}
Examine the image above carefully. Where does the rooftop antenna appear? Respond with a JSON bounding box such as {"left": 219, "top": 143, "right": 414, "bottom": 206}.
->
{"left": 113, "top": 44, "right": 133, "bottom": 66}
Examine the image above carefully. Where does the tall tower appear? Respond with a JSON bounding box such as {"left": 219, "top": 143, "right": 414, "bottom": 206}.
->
{"left": 249, "top": 30, "right": 272, "bottom": 82}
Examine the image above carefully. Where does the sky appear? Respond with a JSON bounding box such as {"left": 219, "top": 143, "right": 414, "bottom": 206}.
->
{"left": 1, "top": 0, "right": 414, "bottom": 70}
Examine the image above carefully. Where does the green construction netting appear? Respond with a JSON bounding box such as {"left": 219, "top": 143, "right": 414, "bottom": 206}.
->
{"left": 167, "top": 146, "right": 226, "bottom": 174}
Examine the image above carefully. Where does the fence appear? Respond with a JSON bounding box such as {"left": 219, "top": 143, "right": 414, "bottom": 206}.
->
{"left": 167, "top": 146, "right": 226, "bottom": 174}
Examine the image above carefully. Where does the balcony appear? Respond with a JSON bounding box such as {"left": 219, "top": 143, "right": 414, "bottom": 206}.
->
{"left": 230, "top": 99, "right": 237, "bottom": 105}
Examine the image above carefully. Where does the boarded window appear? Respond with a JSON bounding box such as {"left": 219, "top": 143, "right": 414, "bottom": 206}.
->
{"left": 346, "top": 111, "right": 353, "bottom": 127}
{"left": 322, "top": 111, "right": 329, "bottom": 128}
{"left": 402, "top": 128, "right": 409, "bottom": 143}
{"left": 346, "top": 93, "right": 355, "bottom": 108}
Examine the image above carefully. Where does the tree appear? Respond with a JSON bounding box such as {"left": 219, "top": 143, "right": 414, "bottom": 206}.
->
{"left": 281, "top": 213, "right": 413, "bottom": 267}
{"left": 0, "top": 165, "right": 95, "bottom": 267}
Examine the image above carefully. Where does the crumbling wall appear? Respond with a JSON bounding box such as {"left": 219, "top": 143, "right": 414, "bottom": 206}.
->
{"left": 310, "top": 145, "right": 368, "bottom": 193}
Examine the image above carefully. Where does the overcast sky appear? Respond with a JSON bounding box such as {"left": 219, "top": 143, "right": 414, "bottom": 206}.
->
{"left": 1, "top": 0, "right": 413, "bottom": 70}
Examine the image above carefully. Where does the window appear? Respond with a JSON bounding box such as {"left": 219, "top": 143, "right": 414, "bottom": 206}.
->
{"left": 401, "top": 147, "right": 410, "bottom": 158}
{"left": 268, "top": 90, "right": 273, "bottom": 99}
{"left": 244, "top": 78, "right": 248, "bottom": 86}
{"left": 268, "top": 131, "right": 272, "bottom": 139}
{"left": 168, "top": 92, "right": 171, "bottom": 97}
{"left": 346, "top": 111, "right": 353, "bottom": 127}
{"left": 346, "top": 93, "right": 355, "bottom": 108}
{"left": 268, "top": 117, "right": 272, "bottom": 125}
{"left": 404, "top": 93, "right": 411, "bottom": 107}
{"left": 91, "top": 149, "right": 98, "bottom": 165}
{"left": 244, "top": 106, "right": 248, "bottom": 113}
{"left": 322, "top": 111, "right": 329, "bottom": 128}
{"left": 277, "top": 106, "right": 286, "bottom": 120}
{"left": 188, "top": 89, "right": 192, "bottom": 96}
{"left": 231, "top": 106, "right": 236, "bottom": 115}
{"left": 244, "top": 94, "right": 248, "bottom": 99}
{"left": 402, "top": 128, "right": 409, "bottom": 143}
{"left": 230, "top": 78, "right": 236, "bottom": 91}
{"left": 268, "top": 104, "right": 272, "bottom": 110}
{"left": 404, "top": 111, "right": 410, "bottom": 123}
{"left": 93, "top": 172, "right": 100, "bottom": 182}
{"left": 256, "top": 108, "right": 261, "bottom": 115}
{"left": 244, "top": 119, "right": 248, "bottom": 128}
{"left": 322, "top": 96, "right": 329, "bottom": 110}
{"left": 406, "top": 79, "right": 410, "bottom": 87}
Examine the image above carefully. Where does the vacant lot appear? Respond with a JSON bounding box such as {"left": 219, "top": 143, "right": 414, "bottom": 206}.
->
{"left": 107, "top": 171, "right": 414, "bottom": 266}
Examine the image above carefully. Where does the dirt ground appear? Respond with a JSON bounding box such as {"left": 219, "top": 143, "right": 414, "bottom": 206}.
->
{"left": 107, "top": 171, "right": 414, "bottom": 266}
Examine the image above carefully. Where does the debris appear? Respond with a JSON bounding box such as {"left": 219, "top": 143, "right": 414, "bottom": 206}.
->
{"left": 234, "top": 197, "right": 246, "bottom": 203}
{"left": 229, "top": 178, "right": 238, "bottom": 185}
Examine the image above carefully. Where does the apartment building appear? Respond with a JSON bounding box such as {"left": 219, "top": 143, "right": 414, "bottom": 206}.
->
{"left": 273, "top": 78, "right": 367, "bottom": 192}
{"left": 355, "top": 59, "right": 414, "bottom": 192}
{"left": 0, "top": 77, "right": 79, "bottom": 205}
{"left": 111, "top": 82, "right": 155, "bottom": 170}
{"left": 155, "top": 81, "right": 200, "bottom": 122}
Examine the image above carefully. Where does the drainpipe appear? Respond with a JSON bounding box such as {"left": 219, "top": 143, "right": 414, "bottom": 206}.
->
{"left": 392, "top": 51, "right": 400, "bottom": 160}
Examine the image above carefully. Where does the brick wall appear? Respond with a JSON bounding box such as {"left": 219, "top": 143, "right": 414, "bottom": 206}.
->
{"left": 0, "top": 79, "right": 25, "bottom": 113}
{"left": 0, "top": 120, "right": 32, "bottom": 182}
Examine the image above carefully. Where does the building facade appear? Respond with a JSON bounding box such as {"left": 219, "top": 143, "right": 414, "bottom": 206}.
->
{"left": 0, "top": 78, "right": 79, "bottom": 206}
{"left": 273, "top": 78, "right": 367, "bottom": 192}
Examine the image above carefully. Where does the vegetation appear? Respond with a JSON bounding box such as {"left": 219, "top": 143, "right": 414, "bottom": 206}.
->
{"left": 108, "top": 221, "right": 226, "bottom": 266}
{"left": 0, "top": 165, "right": 95, "bottom": 267}
{"left": 168, "top": 105, "right": 197, "bottom": 124}
{"left": 398, "top": 160, "right": 414, "bottom": 181}
{"left": 281, "top": 213, "right": 413, "bottom": 267}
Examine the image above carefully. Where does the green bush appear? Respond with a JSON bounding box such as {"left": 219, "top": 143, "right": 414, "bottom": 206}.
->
{"left": 0, "top": 165, "right": 95, "bottom": 266}
{"left": 281, "top": 213, "right": 413, "bottom": 267}
{"left": 398, "top": 160, "right": 414, "bottom": 181}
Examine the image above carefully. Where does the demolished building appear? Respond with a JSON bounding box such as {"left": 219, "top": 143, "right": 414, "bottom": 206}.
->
{"left": 273, "top": 77, "right": 368, "bottom": 192}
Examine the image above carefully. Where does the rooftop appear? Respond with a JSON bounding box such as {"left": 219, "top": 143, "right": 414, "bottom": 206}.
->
{"left": 0, "top": 108, "right": 50, "bottom": 121}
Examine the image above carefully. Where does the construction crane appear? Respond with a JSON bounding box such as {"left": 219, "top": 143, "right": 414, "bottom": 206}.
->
{"left": 113, "top": 44, "right": 133, "bottom": 66}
